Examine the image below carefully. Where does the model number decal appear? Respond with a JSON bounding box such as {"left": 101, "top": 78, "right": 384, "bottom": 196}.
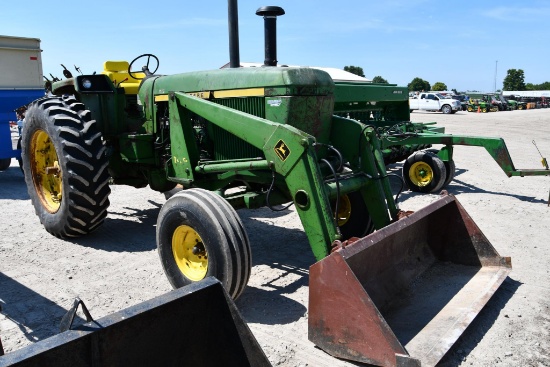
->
{"left": 268, "top": 99, "right": 282, "bottom": 107}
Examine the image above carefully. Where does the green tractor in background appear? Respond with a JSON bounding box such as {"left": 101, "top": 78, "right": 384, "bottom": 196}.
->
{"left": 467, "top": 98, "right": 497, "bottom": 112}
{"left": 482, "top": 94, "right": 506, "bottom": 111}
{"left": 497, "top": 94, "right": 517, "bottom": 110}
{"left": 502, "top": 94, "right": 527, "bottom": 110}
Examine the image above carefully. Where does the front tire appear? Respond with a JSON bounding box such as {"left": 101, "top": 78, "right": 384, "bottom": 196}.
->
{"left": 424, "top": 149, "right": 455, "bottom": 188}
{"left": 157, "top": 188, "right": 251, "bottom": 299}
{"left": 441, "top": 105, "right": 452, "bottom": 114}
{"left": 442, "top": 159, "right": 456, "bottom": 187}
{"left": 403, "top": 151, "right": 447, "bottom": 193}
{"left": 21, "top": 95, "right": 111, "bottom": 238}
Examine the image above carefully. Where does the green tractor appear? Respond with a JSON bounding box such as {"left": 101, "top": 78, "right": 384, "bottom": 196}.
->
{"left": 497, "top": 93, "right": 517, "bottom": 110}
{"left": 503, "top": 95, "right": 527, "bottom": 110}
{"left": 482, "top": 94, "right": 506, "bottom": 111}
{"left": 19, "top": 3, "right": 547, "bottom": 366}
{"left": 467, "top": 98, "right": 497, "bottom": 112}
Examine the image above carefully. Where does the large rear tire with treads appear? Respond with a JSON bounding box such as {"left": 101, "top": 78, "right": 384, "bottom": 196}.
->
{"left": 22, "top": 95, "right": 111, "bottom": 238}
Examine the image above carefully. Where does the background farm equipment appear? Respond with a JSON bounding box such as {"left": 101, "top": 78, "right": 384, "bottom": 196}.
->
{"left": 467, "top": 98, "right": 497, "bottom": 112}
{"left": 502, "top": 95, "right": 527, "bottom": 110}
{"left": 519, "top": 96, "right": 546, "bottom": 109}
{"left": 497, "top": 94, "right": 517, "bottom": 110}
{"left": 331, "top": 82, "right": 549, "bottom": 193}
{"left": 16, "top": 2, "right": 549, "bottom": 366}
{"left": 482, "top": 94, "right": 506, "bottom": 111}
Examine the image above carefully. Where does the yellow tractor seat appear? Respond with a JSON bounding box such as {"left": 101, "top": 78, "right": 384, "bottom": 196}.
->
{"left": 102, "top": 61, "right": 144, "bottom": 94}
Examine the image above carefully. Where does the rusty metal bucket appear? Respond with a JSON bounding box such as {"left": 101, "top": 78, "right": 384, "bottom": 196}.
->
{"left": 0, "top": 277, "right": 271, "bottom": 367}
{"left": 309, "top": 194, "right": 511, "bottom": 367}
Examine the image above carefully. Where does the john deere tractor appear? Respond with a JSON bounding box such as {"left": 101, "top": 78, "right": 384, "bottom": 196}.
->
{"left": 19, "top": 3, "right": 535, "bottom": 366}
{"left": 467, "top": 98, "right": 497, "bottom": 112}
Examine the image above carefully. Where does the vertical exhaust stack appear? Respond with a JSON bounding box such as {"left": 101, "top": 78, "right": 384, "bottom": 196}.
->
{"left": 256, "top": 6, "right": 285, "bottom": 66}
{"left": 228, "top": 0, "right": 240, "bottom": 68}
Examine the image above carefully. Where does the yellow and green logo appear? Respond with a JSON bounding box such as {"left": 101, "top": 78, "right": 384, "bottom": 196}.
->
{"left": 274, "top": 140, "right": 290, "bottom": 161}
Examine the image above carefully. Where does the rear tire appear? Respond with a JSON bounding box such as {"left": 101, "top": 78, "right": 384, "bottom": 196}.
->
{"left": 157, "top": 188, "right": 251, "bottom": 299}
{"left": 0, "top": 158, "right": 10, "bottom": 171}
{"left": 403, "top": 151, "right": 447, "bottom": 193}
{"left": 16, "top": 137, "right": 23, "bottom": 174}
{"left": 22, "top": 95, "right": 111, "bottom": 238}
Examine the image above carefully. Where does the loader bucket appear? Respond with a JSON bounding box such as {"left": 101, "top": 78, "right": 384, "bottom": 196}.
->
{"left": 309, "top": 194, "right": 511, "bottom": 367}
{"left": 0, "top": 277, "right": 271, "bottom": 367}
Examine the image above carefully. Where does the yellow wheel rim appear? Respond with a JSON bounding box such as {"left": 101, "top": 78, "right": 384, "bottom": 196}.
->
{"left": 172, "top": 225, "right": 208, "bottom": 281}
{"left": 336, "top": 195, "right": 352, "bottom": 227}
{"left": 30, "top": 129, "right": 62, "bottom": 213}
{"left": 409, "top": 161, "right": 433, "bottom": 187}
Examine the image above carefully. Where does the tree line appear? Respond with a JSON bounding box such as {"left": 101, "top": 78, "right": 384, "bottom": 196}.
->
{"left": 344, "top": 65, "right": 549, "bottom": 92}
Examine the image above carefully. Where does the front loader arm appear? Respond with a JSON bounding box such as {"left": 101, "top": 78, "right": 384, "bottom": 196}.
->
{"left": 168, "top": 92, "right": 339, "bottom": 259}
{"left": 329, "top": 116, "right": 400, "bottom": 227}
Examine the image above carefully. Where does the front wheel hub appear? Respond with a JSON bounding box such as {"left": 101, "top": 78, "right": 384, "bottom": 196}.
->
{"left": 409, "top": 161, "right": 433, "bottom": 187}
{"left": 30, "top": 129, "right": 62, "bottom": 213}
{"left": 172, "top": 225, "right": 208, "bottom": 281}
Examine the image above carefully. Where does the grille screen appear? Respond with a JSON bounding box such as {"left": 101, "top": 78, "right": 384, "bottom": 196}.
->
{"left": 210, "top": 97, "right": 266, "bottom": 160}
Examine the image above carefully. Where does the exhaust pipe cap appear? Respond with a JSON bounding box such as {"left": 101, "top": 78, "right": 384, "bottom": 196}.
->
{"left": 255, "top": 6, "right": 285, "bottom": 17}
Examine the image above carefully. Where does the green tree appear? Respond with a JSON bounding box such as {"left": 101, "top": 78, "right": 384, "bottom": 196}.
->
{"left": 372, "top": 75, "right": 388, "bottom": 84}
{"left": 432, "top": 82, "right": 448, "bottom": 91}
{"left": 526, "top": 81, "right": 550, "bottom": 90}
{"left": 343, "top": 65, "right": 365, "bottom": 77}
{"left": 503, "top": 69, "right": 526, "bottom": 90}
{"left": 408, "top": 77, "right": 431, "bottom": 92}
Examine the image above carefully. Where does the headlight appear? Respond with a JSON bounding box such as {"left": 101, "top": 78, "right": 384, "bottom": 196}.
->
{"left": 82, "top": 79, "right": 92, "bottom": 89}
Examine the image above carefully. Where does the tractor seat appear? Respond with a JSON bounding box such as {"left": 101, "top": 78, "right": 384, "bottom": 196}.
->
{"left": 102, "top": 61, "right": 144, "bottom": 94}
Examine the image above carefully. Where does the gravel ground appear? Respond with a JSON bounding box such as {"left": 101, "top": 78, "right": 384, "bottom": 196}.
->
{"left": 1, "top": 108, "right": 549, "bottom": 366}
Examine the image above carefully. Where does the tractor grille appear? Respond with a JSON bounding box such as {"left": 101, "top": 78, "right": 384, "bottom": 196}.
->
{"left": 210, "top": 97, "right": 265, "bottom": 160}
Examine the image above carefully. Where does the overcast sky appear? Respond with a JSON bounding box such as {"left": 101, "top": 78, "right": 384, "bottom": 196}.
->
{"left": 3, "top": 0, "right": 549, "bottom": 92}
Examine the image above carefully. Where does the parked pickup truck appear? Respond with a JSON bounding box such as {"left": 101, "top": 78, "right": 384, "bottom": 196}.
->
{"left": 409, "top": 92, "right": 461, "bottom": 114}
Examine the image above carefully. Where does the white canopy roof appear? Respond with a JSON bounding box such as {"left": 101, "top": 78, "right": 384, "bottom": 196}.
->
{"left": 221, "top": 62, "right": 372, "bottom": 82}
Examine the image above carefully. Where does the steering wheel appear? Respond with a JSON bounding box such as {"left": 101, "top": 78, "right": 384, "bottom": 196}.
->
{"left": 128, "top": 54, "right": 159, "bottom": 80}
